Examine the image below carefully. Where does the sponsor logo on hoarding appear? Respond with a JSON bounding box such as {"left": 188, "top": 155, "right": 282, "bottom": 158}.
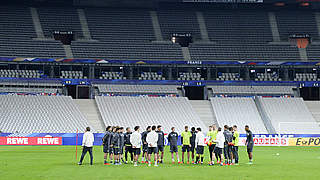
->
{"left": 0, "top": 137, "right": 62, "bottom": 145}
{"left": 289, "top": 138, "right": 320, "bottom": 146}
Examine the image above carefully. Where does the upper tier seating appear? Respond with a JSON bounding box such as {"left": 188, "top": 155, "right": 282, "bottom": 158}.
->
{"left": 38, "top": 8, "right": 83, "bottom": 39}
{"left": 158, "top": 9, "right": 200, "bottom": 40}
{"left": 276, "top": 11, "right": 319, "bottom": 41}
{"left": 204, "top": 10, "right": 273, "bottom": 42}
{"left": 0, "top": 6, "right": 320, "bottom": 61}
{"left": 0, "top": 7, "right": 65, "bottom": 58}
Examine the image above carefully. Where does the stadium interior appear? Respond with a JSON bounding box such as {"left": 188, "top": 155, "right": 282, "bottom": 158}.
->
{"left": 1, "top": 0, "right": 320, "bottom": 137}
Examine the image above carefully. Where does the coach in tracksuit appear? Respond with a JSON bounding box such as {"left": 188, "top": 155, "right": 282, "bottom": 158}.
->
{"left": 119, "top": 127, "right": 125, "bottom": 163}
{"left": 223, "top": 125, "right": 233, "bottom": 165}
{"left": 112, "top": 128, "right": 121, "bottom": 165}
{"left": 156, "top": 125, "right": 165, "bottom": 164}
{"left": 168, "top": 127, "right": 180, "bottom": 163}
{"left": 124, "top": 127, "right": 133, "bottom": 163}
{"left": 102, "top": 126, "right": 112, "bottom": 165}
{"left": 78, "top": 127, "right": 94, "bottom": 165}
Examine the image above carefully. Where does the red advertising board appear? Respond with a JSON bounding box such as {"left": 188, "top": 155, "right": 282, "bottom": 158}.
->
{"left": 0, "top": 137, "right": 62, "bottom": 145}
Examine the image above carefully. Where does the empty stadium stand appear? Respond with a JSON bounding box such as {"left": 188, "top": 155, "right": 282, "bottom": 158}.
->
{"left": 158, "top": 9, "right": 201, "bottom": 40}
{"left": 0, "top": 6, "right": 319, "bottom": 61}
{"left": 276, "top": 11, "right": 319, "bottom": 41}
{"left": 71, "top": 41, "right": 184, "bottom": 60}
{"left": 210, "top": 97, "right": 268, "bottom": 134}
{"left": 0, "top": 95, "right": 92, "bottom": 133}
{"left": 305, "top": 101, "right": 320, "bottom": 123}
{"left": 73, "top": 99, "right": 105, "bottom": 133}
{"left": 95, "top": 96, "right": 206, "bottom": 133}
{"left": 37, "top": 7, "right": 83, "bottom": 39}
{"left": 0, "top": 6, "right": 66, "bottom": 58}
{"left": 259, "top": 97, "right": 320, "bottom": 134}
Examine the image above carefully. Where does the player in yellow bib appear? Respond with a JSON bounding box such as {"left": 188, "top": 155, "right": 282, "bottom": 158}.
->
{"left": 232, "top": 125, "right": 240, "bottom": 165}
{"left": 181, "top": 126, "right": 192, "bottom": 164}
{"left": 207, "top": 125, "right": 218, "bottom": 165}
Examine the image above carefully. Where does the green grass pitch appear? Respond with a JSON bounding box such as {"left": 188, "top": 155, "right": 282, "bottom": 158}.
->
{"left": 0, "top": 146, "right": 319, "bottom": 180}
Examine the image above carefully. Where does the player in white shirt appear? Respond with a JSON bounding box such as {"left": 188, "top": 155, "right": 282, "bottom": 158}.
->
{"left": 213, "top": 127, "right": 225, "bottom": 166}
{"left": 78, "top": 127, "right": 94, "bottom": 165}
{"left": 194, "top": 128, "right": 206, "bottom": 164}
{"left": 130, "top": 126, "right": 142, "bottom": 167}
{"left": 146, "top": 126, "right": 159, "bottom": 167}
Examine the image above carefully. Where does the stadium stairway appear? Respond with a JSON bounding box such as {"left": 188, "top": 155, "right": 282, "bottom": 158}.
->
{"left": 305, "top": 101, "right": 320, "bottom": 124}
{"left": 73, "top": 99, "right": 106, "bottom": 133}
{"left": 254, "top": 97, "right": 277, "bottom": 134}
{"left": 189, "top": 100, "right": 218, "bottom": 127}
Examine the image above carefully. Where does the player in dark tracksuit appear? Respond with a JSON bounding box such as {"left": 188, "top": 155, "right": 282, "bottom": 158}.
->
{"left": 124, "top": 127, "right": 133, "bottom": 163}
{"left": 190, "top": 127, "right": 197, "bottom": 163}
{"left": 119, "top": 127, "right": 125, "bottom": 163}
{"left": 102, "top": 126, "right": 112, "bottom": 165}
{"left": 168, "top": 127, "right": 180, "bottom": 163}
{"left": 112, "top": 128, "right": 121, "bottom": 165}
{"left": 156, "top": 125, "right": 165, "bottom": 163}
{"left": 245, "top": 125, "right": 254, "bottom": 164}
{"left": 141, "top": 126, "right": 151, "bottom": 163}
{"left": 223, "top": 125, "right": 233, "bottom": 165}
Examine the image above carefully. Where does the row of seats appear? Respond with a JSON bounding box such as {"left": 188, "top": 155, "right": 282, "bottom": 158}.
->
{"left": 0, "top": 69, "right": 43, "bottom": 78}
{"left": 255, "top": 73, "right": 281, "bottom": 81}
{"left": 0, "top": 87, "right": 61, "bottom": 94}
{"left": 0, "top": 81, "right": 62, "bottom": 87}
{"left": 139, "top": 72, "right": 165, "bottom": 80}
{"left": 60, "top": 71, "right": 87, "bottom": 79}
{"left": 95, "top": 96, "right": 206, "bottom": 133}
{"left": 209, "top": 85, "right": 295, "bottom": 95}
{"left": 294, "top": 73, "right": 319, "bottom": 81}
{"left": 178, "top": 72, "right": 204, "bottom": 81}
{"left": 95, "top": 84, "right": 179, "bottom": 94}
{"left": 216, "top": 73, "right": 242, "bottom": 81}
{"left": 100, "top": 72, "right": 125, "bottom": 80}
